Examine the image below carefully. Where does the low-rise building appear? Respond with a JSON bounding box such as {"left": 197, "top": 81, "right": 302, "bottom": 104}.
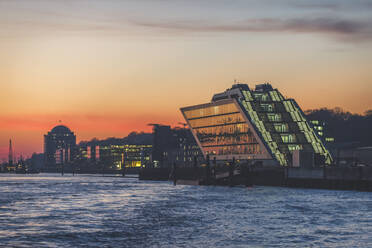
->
{"left": 151, "top": 124, "right": 203, "bottom": 167}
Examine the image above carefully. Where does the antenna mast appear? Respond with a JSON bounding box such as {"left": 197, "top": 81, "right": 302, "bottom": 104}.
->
{"left": 8, "top": 139, "right": 13, "bottom": 166}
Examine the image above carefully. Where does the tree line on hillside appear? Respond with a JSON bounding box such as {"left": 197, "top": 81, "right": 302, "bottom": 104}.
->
{"left": 77, "top": 107, "right": 372, "bottom": 148}
{"left": 79, "top": 131, "right": 153, "bottom": 146}
{"left": 305, "top": 108, "right": 372, "bottom": 146}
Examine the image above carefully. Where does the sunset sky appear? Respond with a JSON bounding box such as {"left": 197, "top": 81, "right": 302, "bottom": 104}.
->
{"left": 1, "top": 0, "right": 372, "bottom": 160}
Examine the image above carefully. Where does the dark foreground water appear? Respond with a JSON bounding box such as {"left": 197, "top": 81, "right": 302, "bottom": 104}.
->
{"left": 0, "top": 174, "right": 371, "bottom": 247}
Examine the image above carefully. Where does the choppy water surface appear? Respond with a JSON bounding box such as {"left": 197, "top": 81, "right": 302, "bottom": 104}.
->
{"left": 0, "top": 174, "right": 371, "bottom": 247}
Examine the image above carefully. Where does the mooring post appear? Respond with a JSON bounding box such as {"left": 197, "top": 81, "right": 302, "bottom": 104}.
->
{"left": 336, "top": 148, "right": 340, "bottom": 167}
{"left": 212, "top": 157, "right": 217, "bottom": 179}
{"left": 122, "top": 165, "right": 126, "bottom": 177}
{"left": 244, "top": 162, "right": 252, "bottom": 187}
{"left": 229, "top": 157, "right": 235, "bottom": 186}
{"left": 206, "top": 155, "right": 211, "bottom": 185}
{"left": 193, "top": 156, "right": 198, "bottom": 180}
{"left": 172, "top": 162, "right": 177, "bottom": 186}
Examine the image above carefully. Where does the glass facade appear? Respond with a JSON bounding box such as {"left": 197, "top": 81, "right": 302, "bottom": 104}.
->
{"left": 184, "top": 101, "right": 263, "bottom": 157}
{"left": 195, "top": 124, "right": 257, "bottom": 146}
{"left": 183, "top": 103, "right": 238, "bottom": 119}
{"left": 188, "top": 112, "right": 244, "bottom": 128}
{"left": 181, "top": 83, "right": 333, "bottom": 166}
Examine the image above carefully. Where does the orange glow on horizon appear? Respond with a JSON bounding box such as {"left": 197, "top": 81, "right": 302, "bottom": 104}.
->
{"left": 1, "top": 1, "right": 371, "bottom": 160}
{"left": 0, "top": 112, "right": 183, "bottom": 159}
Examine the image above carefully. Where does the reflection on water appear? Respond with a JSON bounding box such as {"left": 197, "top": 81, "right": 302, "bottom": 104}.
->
{"left": 0, "top": 173, "right": 371, "bottom": 247}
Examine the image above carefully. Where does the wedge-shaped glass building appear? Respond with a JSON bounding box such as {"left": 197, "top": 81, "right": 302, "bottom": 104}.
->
{"left": 180, "top": 83, "right": 332, "bottom": 166}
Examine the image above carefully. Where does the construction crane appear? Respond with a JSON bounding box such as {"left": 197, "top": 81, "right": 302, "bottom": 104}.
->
{"left": 8, "top": 139, "right": 13, "bottom": 166}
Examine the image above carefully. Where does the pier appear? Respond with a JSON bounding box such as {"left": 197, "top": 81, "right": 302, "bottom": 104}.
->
{"left": 139, "top": 164, "right": 372, "bottom": 191}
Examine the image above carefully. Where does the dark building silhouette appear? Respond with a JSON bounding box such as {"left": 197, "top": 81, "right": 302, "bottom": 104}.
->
{"left": 151, "top": 124, "right": 173, "bottom": 165}
{"left": 44, "top": 125, "right": 76, "bottom": 169}
{"left": 30, "top": 153, "right": 44, "bottom": 170}
{"left": 151, "top": 124, "right": 203, "bottom": 167}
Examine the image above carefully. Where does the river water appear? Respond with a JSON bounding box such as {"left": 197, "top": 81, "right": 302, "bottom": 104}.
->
{"left": 0, "top": 174, "right": 371, "bottom": 247}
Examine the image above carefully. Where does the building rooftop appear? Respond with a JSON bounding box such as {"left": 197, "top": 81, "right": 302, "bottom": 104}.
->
{"left": 50, "top": 125, "right": 72, "bottom": 134}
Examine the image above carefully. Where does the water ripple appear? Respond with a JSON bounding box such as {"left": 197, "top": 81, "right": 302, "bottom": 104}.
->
{"left": 0, "top": 174, "right": 371, "bottom": 247}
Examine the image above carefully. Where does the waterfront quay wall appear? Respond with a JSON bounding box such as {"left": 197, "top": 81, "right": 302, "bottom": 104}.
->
{"left": 42, "top": 167, "right": 141, "bottom": 175}
{"left": 139, "top": 166, "right": 372, "bottom": 191}
{"left": 286, "top": 167, "right": 372, "bottom": 191}
{"left": 138, "top": 168, "right": 171, "bottom": 181}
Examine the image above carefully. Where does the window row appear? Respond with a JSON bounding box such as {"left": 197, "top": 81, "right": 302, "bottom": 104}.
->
{"left": 267, "top": 113, "right": 282, "bottom": 122}
{"left": 184, "top": 103, "right": 239, "bottom": 119}
{"left": 188, "top": 112, "right": 244, "bottom": 128}
{"left": 195, "top": 124, "right": 258, "bottom": 146}
{"left": 280, "top": 134, "right": 297, "bottom": 143}
{"left": 203, "top": 144, "right": 262, "bottom": 155}
{"left": 273, "top": 123, "right": 289, "bottom": 132}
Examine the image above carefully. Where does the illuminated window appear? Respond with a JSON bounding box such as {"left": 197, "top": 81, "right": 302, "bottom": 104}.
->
{"left": 288, "top": 144, "right": 302, "bottom": 151}
{"left": 188, "top": 112, "right": 244, "bottom": 128}
{"left": 274, "top": 123, "right": 288, "bottom": 132}
{"left": 184, "top": 103, "right": 239, "bottom": 119}
{"left": 281, "top": 134, "right": 296, "bottom": 143}
{"left": 260, "top": 103, "right": 274, "bottom": 112}
{"left": 267, "top": 113, "right": 282, "bottom": 122}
